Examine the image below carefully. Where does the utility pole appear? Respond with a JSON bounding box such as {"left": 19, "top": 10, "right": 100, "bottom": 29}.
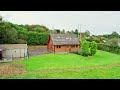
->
{"left": 80, "top": 24, "right": 81, "bottom": 40}
{"left": 78, "top": 25, "right": 79, "bottom": 39}
{"left": 78, "top": 24, "right": 82, "bottom": 40}
{"left": 52, "top": 27, "right": 54, "bottom": 34}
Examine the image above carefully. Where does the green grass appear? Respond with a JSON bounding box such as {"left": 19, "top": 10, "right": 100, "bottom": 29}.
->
{"left": 0, "top": 50, "right": 120, "bottom": 79}
{"left": 12, "top": 50, "right": 120, "bottom": 72}
{"left": 2, "top": 66, "right": 120, "bottom": 79}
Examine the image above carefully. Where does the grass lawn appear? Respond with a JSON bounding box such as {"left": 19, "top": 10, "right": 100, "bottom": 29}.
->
{"left": 0, "top": 50, "right": 120, "bottom": 79}
{"left": 2, "top": 66, "right": 120, "bottom": 79}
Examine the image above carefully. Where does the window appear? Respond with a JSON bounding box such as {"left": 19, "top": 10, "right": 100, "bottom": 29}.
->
{"left": 56, "top": 46, "right": 61, "bottom": 48}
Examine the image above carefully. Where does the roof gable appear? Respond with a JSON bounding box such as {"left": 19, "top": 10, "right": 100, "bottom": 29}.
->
{"left": 50, "top": 34, "right": 80, "bottom": 45}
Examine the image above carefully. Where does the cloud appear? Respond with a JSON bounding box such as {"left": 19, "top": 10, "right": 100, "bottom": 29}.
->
{"left": 0, "top": 11, "right": 120, "bottom": 35}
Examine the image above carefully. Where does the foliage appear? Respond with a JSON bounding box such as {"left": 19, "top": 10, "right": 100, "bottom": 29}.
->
{"left": 70, "top": 50, "right": 82, "bottom": 55}
{"left": 74, "top": 29, "right": 78, "bottom": 34}
{"left": 102, "top": 31, "right": 120, "bottom": 39}
{"left": 27, "top": 32, "right": 49, "bottom": 45}
{"left": 97, "top": 43, "right": 120, "bottom": 54}
{"left": 81, "top": 40, "right": 90, "bottom": 56}
{"left": 90, "top": 41, "right": 97, "bottom": 56}
{"left": 0, "top": 16, "right": 50, "bottom": 45}
{"left": 24, "top": 24, "right": 49, "bottom": 33}
{"left": 85, "top": 30, "right": 90, "bottom": 37}
{"left": 0, "top": 22, "right": 18, "bottom": 44}
{"left": 106, "top": 38, "right": 119, "bottom": 47}
{"left": 61, "top": 29, "right": 65, "bottom": 34}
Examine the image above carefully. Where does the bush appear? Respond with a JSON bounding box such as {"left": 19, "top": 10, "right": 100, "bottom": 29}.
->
{"left": 81, "top": 40, "right": 90, "bottom": 56}
{"left": 90, "top": 41, "right": 97, "bottom": 56}
{"left": 97, "top": 43, "right": 120, "bottom": 54}
{"left": 70, "top": 50, "right": 82, "bottom": 55}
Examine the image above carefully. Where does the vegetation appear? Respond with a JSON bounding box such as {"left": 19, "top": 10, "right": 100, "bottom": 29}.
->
{"left": 0, "top": 50, "right": 120, "bottom": 79}
{"left": 2, "top": 66, "right": 120, "bottom": 79}
{"left": 97, "top": 44, "right": 120, "bottom": 54}
{"left": 81, "top": 40, "right": 90, "bottom": 56}
{"left": 105, "top": 38, "right": 119, "bottom": 47}
{"left": 90, "top": 41, "right": 97, "bottom": 56}
{"left": 0, "top": 16, "right": 50, "bottom": 45}
{"left": 13, "top": 50, "right": 120, "bottom": 71}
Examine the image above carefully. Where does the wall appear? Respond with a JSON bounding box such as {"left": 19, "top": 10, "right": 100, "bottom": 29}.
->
{"left": 54, "top": 45, "right": 80, "bottom": 52}
{"left": 47, "top": 36, "right": 54, "bottom": 51}
{"left": 2, "top": 48, "right": 28, "bottom": 58}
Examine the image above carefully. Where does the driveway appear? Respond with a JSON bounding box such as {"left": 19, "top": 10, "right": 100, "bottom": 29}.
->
{"left": 28, "top": 48, "right": 51, "bottom": 56}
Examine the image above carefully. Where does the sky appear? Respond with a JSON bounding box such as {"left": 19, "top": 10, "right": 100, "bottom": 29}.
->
{"left": 0, "top": 11, "right": 120, "bottom": 35}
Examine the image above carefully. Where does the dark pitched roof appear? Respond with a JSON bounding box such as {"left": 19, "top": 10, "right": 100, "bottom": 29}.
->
{"left": 50, "top": 34, "right": 80, "bottom": 45}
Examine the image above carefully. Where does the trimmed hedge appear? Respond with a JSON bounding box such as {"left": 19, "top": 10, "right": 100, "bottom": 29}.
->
{"left": 27, "top": 32, "right": 49, "bottom": 45}
{"left": 17, "top": 30, "right": 49, "bottom": 45}
{"left": 97, "top": 43, "right": 120, "bottom": 54}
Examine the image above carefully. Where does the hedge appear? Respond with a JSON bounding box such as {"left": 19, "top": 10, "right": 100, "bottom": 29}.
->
{"left": 17, "top": 30, "right": 49, "bottom": 45}
{"left": 97, "top": 43, "right": 120, "bottom": 54}
{"left": 27, "top": 32, "right": 49, "bottom": 45}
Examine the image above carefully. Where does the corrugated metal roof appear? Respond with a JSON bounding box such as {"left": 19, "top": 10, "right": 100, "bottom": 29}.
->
{"left": 0, "top": 44, "right": 28, "bottom": 49}
{"left": 50, "top": 34, "right": 80, "bottom": 45}
{"left": 0, "top": 46, "right": 6, "bottom": 51}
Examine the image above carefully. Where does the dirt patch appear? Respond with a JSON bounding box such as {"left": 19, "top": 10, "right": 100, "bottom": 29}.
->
{"left": 0, "top": 64, "right": 26, "bottom": 76}
{"left": 13, "top": 58, "right": 24, "bottom": 62}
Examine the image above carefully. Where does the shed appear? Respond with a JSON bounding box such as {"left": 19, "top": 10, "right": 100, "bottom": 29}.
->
{"left": 47, "top": 34, "right": 80, "bottom": 53}
{"left": 0, "top": 44, "right": 28, "bottom": 60}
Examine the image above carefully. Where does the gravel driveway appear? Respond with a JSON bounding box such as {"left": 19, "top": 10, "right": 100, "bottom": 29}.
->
{"left": 29, "top": 48, "right": 52, "bottom": 56}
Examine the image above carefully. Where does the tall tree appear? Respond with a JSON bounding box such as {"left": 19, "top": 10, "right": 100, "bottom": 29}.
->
{"left": 61, "top": 29, "right": 65, "bottom": 34}
{"left": 55, "top": 29, "right": 61, "bottom": 33}
{"left": 74, "top": 29, "right": 78, "bottom": 34}
{"left": 110, "top": 31, "right": 119, "bottom": 38}
{"left": 85, "top": 30, "right": 90, "bottom": 37}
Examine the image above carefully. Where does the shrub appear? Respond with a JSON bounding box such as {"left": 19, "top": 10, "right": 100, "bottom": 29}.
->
{"left": 97, "top": 43, "right": 120, "bottom": 54}
{"left": 90, "top": 41, "right": 97, "bottom": 56}
{"left": 81, "top": 40, "right": 90, "bottom": 56}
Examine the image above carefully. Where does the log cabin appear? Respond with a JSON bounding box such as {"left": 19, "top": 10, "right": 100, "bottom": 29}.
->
{"left": 47, "top": 34, "right": 80, "bottom": 53}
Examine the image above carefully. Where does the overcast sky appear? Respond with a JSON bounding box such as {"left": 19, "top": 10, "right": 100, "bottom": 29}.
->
{"left": 0, "top": 11, "right": 120, "bottom": 35}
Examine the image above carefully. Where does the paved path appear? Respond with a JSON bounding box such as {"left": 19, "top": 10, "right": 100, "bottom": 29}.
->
{"left": 28, "top": 48, "right": 52, "bottom": 56}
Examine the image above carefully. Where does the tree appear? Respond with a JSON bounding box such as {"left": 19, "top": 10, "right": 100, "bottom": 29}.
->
{"left": 110, "top": 31, "right": 119, "bottom": 38}
{"left": 61, "top": 29, "right": 65, "bottom": 34}
{"left": 0, "top": 16, "right": 3, "bottom": 22}
{"left": 81, "top": 40, "right": 89, "bottom": 56}
{"left": 74, "top": 29, "right": 78, "bottom": 34}
{"left": 66, "top": 31, "right": 71, "bottom": 34}
{"left": 90, "top": 41, "right": 97, "bottom": 56}
{"left": 0, "top": 22, "right": 18, "bottom": 44}
{"left": 85, "top": 30, "right": 90, "bottom": 37}
{"left": 71, "top": 30, "right": 74, "bottom": 34}
{"left": 107, "top": 38, "right": 118, "bottom": 47}
{"left": 55, "top": 29, "right": 61, "bottom": 33}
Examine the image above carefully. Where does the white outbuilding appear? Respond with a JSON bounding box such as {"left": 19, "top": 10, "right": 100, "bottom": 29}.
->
{"left": 0, "top": 44, "right": 28, "bottom": 61}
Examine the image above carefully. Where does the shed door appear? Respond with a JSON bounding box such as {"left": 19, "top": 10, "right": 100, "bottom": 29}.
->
{"left": 0, "top": 52, "right": 2, "bottom": 60}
